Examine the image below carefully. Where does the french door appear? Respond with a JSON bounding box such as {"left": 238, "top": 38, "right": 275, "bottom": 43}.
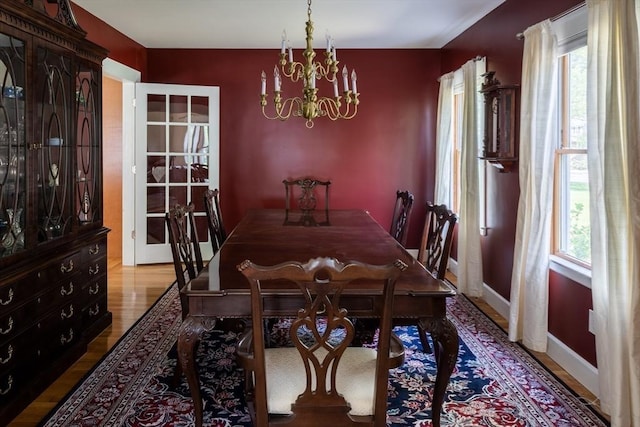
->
{"left": 134, "top": 83, "right": 219, "bottom": 264}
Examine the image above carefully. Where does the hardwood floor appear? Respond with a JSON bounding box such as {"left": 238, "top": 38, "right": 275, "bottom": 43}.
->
{"left": 9, "top": 262, "right": 607, "bottom": 425}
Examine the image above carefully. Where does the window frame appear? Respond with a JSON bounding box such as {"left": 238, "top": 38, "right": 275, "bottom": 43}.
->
{"left": 548, "top": 4, "right": 592, "bottom": 287}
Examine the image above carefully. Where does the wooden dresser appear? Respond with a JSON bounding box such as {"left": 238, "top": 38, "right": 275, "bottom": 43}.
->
{"left": 0, "top": 0, "right": 111, "bottom": 422}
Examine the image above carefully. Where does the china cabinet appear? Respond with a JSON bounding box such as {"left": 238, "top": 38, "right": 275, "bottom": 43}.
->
{"left": 479, "top": 71, "right": 519, "bottom": 172}
{"left": 0, "top": 0, "right": 110, "bottom": 422}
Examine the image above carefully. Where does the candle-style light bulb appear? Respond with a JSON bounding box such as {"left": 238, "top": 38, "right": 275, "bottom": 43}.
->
{"left": 351, "top": 70, "right": 357, "bottom": 93}
{"left": 274, "top": 66, "right": 281, "bottom": 92}
{"left": 281, "top": 30, "right": 287, "bottom": 54}
{"left": 261, "top": 71, "right": 266, "bottom": 95}
{"left": 326, "top": 31, "right": 332, "bottom": 52}
{"left": 342, "top": 65, "right": 349, "bottom": 92}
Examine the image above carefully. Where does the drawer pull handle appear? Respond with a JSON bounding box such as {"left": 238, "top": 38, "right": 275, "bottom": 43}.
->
{"left": 0, "top": 289, "right": 14, "bottom": 305}
{"left": 89, "top": 244, "right": 100, "bottom": 255}
{"left": 0, "top": 345, "right": 13, "bottom": 364}
{"left": 89, "top": 264, "right": 100, "bottom": 276}
{"left": 61, "top": 305, "right": 74, "bottom": 319}
{"left": 60, "top": 329, "right": 74, "bottom": 344}
{"left": 89, "top": 304, "right": 100, "bottom": 316}
{"left": 0, "top": 317, "right": 14, "bottom": 335}
{"left": 60, "top": 259, "right": 74, "bottom": 273}
{"left": 0, "top": 375, "right": 13, "bottom": 395}
{"left": 60, "top": 282, "right": 74, "bottom": 296}
{"left": 89, "top": 283, "right": 100, "bottom": 295}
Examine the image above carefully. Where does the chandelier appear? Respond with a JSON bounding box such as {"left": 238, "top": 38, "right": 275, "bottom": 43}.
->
{"left": 260, "top": 0, "right": 359, "bottom": 128}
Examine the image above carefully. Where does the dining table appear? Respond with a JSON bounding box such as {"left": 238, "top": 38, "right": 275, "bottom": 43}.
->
{"left": 178, "top": 208, "right": 459, "bottom": 427}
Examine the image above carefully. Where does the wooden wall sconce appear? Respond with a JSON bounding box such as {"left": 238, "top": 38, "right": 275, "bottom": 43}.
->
{"left": 480, "top": 71, "right": 519, "bottom": 172}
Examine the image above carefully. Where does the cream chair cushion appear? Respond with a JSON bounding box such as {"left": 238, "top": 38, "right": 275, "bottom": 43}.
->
{"left": 264, "top": 346, "right": 379, "bottom": 416}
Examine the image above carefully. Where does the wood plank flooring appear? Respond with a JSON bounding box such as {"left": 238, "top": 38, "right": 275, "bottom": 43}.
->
{"left": 9, "top": 262, "right": 608, "bottom": 425}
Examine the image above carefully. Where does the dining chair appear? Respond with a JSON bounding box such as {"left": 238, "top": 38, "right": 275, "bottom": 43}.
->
{"left": 397, "top": 201, "right": 457, "bottom": 353}
{"left": 418, "top": 202, "right": 458, "bottom": 281}
{"left": 165, "top": 202, "right": 204, "bottom": 382}
{"left": 236, "top": 256, "right": 407, "bottom": 427}
{"left": 203, "top": 188, "right": 227, "bottom": 252}
{"left": 283, "top": 177, "right": 331, "bottom": 213}
{"left": 389, "top": 190, "right": 414, "bottom": 247}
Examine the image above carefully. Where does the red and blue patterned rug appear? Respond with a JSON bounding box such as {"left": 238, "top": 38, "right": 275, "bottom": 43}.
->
{"left": 40, "top": 284, "right": 609, "bottom": 426}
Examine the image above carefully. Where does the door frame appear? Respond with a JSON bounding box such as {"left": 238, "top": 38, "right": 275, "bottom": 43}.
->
{"left": 102, "top": 58, "right": 140, "bottom": 266}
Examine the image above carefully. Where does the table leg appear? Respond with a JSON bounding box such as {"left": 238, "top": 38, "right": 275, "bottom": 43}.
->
{"left": 420, "top": 317, "right": 459, "bottom": 427}
{"left": 178, "top": 315, "right": 217, "bottom": 427}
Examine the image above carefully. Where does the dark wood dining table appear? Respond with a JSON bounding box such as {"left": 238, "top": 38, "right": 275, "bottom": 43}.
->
{"left": 178, "top": 209, "right": 459, "bottom": 427}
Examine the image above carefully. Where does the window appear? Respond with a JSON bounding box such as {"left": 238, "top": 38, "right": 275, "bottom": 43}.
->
{"left": 553, "top": 45, "right": 590, "bottom": 266}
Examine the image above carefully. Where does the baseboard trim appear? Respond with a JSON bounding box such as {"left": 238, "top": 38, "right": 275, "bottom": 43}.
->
{"left": 447, "top": 258, "right": 599, "bottom": 398}
{"left": 547, "top": 334, "right": 600, "bottom": 396}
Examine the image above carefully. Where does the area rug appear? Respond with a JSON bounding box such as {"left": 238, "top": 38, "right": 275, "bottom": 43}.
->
{"left": 40, "top": 283, "right": 609, "bottom": 427}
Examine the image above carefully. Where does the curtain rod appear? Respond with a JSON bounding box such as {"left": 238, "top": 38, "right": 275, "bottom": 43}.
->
{"left": 515, "top": 1, "right": 585, "bottom": 40}
{"left": 436, "top": 56, "right": 484, "bottom": 82}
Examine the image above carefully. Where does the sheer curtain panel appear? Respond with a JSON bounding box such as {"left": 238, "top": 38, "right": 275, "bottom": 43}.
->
{"left": 456, "top": 59, "right": 484, "bottom": 297}
{"left": 586, "top": 0, "right": 640, "bottom": 424}
{"left": 508, "top": 20, "right": 558, "bottom": 352}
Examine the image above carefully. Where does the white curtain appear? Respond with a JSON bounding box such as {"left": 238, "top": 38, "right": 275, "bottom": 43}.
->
{"left": 456, "top": 59, "right": 483, "bottom": 297}
{"left": 586, "top": 0, "right": 640, "bottom": 424}
{"left": 508, "top": 21, "right": 558, "bottom": 352}
{"left": 434, "top": 72, "right": 454, "bottom": 206}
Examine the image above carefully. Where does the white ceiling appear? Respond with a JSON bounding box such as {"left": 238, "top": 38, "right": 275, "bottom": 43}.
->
{"left": 71, "top": 0, "right": 506, "bottom": 49}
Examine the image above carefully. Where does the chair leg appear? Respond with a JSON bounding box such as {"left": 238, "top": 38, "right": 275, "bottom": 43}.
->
{"left": 418, "top": 325, "right": 433, "bottom": 353}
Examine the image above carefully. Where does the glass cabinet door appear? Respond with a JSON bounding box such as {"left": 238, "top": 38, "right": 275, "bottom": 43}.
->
{"left": 36, "top": 46, "right": 73, "bottom": 242}
{"left": 75, "top": 64, "right": 101, "bottom": 226}
{"left": 0, "top": 33, "right": 26, "bottom": 257}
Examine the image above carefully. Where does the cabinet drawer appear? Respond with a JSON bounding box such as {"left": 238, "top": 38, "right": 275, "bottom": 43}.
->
{"left": 0, "top": 325, "right": 39, "bottom": 374}
{"left": 42, "top": 273, "right": 82, "bottom": 309}
{"left": 82, "top": 275, "right": 107, "bottom": 301}
{"left": 84, "top": 239, "right": 107, "bottom": 261}
{"left": 38, "top": 251, "right": 82, "bottom": 285}
{"left": 35, "top": 303, "right": 82, "bottom": 358}
{"left": 0, "top": 325, "right": 40, "bottom": 403}
{"left": 86, "top": 256, "right": 107, "bottom": 281}
{"left": 83, "top": 297, "right": 108, "bottom": 326}
{"left": 0, "top": 271, "right": 47, "bottom": 316}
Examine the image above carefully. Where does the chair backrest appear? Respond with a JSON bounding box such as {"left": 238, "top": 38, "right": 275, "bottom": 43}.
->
{"left": 283, "top": 177, "right": 331, "bottom": 213}
{"left": 165, "top": 202, "right": 204, "bottom": 317}
{"left": 237, "top": 257, "right": 407, "bottom": 426}
{"left": 389, "top": 190, "right": 414, "bottom": 246}
{"left": 203, "top": 188, "right": 226, "bottom": 252}
{"left": 417, "top": 202, "right": 457, "bottom": 280}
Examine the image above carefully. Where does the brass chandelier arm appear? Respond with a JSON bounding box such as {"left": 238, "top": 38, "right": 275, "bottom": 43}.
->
{"left": 317, "top": 94, "right": 359, "bottom": 121}
{"left": 279, "top": 52, "right": 338, "bottom": 83}
{"left": 260, "top": 94, "right": 303, "bottom": 121}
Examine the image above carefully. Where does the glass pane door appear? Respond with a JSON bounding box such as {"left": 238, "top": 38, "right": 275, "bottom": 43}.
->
{"left": 0, "top": 33, "right": 26, "bottom": 256}
{"left": 135, "top": 83, "right": 219, "bottom": 264}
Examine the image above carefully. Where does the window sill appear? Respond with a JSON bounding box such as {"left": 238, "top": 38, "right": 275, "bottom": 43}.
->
{"left": 549, "top": 255, "right": 591, "bottom": 289}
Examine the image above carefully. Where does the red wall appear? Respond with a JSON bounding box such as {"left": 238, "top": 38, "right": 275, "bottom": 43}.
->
{"left": 69, "top": 0, "right": 596, "bottom": 364}
{"left": 441, "top": 0, "right": 594, "bottom": 364}
{"left": 145, "top": 49, "right": 442, "bottom": 247}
